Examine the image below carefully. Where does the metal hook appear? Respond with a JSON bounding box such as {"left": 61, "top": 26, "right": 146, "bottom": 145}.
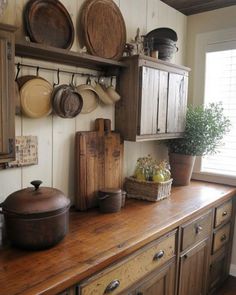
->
{"left": 53, "top": 69, "right": 60, "bottom": 87}
{"left": 71, "top": 73, "right": 75, "bottom": 85}
{"left": 36, "top": 66, "right": 39, "bottom": 76}
{"left": 15, "top": 63, "right": 21, "bottom": 81}
{"left": 86, "top": 76, "right": 91, "bottom": 85}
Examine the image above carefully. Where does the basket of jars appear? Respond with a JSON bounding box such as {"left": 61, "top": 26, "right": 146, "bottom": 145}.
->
{"left": 124, "top": 155, "right": 172, "bottom": 202}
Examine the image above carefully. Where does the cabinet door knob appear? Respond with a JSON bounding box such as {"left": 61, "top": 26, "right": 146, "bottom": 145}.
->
{"left": 104, "top": 280, "right": 120, "bottom": 293}
{"left": 222, "top": 211, "right": 228, "bottom": 217}
{"left": 195, "top": 225, "right": 203, "bottom": 234}
{"left": 153, "top": 250, "right": 164, "bottom": 261}
{"left": 156, "top": 128, "right": 160, "bottom": 132}
{"left": 220, "top": 234, "right": 227, "bottom": 242}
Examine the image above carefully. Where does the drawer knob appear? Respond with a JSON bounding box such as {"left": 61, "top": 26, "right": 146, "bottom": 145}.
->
{"left": 195, "top": 225, "right": 203, "bottom": 234}
{"left": 153, "top": 250, "right": 165, "bottom": 261}
{"left": 220, "top": 234, "right": 227, "bottom": 242}
{"left": 222, "top": 211, "right": 228, "bottom": 217}
{"left": 104, "top": 280, "right": 120, "bottom": 294}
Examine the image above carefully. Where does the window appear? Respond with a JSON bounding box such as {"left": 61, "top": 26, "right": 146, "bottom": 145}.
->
{"left": 198, "top": 41, "right": 236, "bottom": 180}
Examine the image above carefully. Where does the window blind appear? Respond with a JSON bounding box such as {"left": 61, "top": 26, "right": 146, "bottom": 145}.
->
{"left": 202, "top": 47, "right": 236, "bottom": 176}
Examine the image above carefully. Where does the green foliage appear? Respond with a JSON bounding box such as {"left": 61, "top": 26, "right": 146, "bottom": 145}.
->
{"left": 167, "top": 103, "right": 231, "bottom": 156}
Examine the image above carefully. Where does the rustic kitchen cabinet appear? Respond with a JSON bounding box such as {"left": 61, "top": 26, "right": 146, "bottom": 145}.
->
{"left": 208, "top": 199, "right": 235, "bottom": 294}
{"left": 0, "top": 24, "right": 16, "bottom": 164}
{"left": 0, "top": 182, "right": 235, "bottom": 295}
{"left": 115, "top": 55, "right": 190, "bottom": 141}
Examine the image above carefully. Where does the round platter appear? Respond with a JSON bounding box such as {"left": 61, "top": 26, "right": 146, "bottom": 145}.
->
{"left": 80, "top": 0, "right": 126, "bottom": 60}
{"left": 24, "top": 0, "right": 74, "bottom": 49}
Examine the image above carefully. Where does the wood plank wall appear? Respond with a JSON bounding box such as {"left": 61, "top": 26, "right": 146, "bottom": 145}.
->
{"left": 0, "top": 0, "right": 187, "bottom": 203}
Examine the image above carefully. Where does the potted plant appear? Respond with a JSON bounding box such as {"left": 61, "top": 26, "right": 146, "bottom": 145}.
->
{"left": 166, "top": 103, "right": 231, "bottom": 186}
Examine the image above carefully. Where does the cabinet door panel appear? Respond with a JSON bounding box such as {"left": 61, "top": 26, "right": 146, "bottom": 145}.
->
{"left": 135, "top": 260, "right": 175, "bottom": 295}
{"left": 178, "top": 239, "right": 209, "bottom": 295}
{"left": 140, "top": 67, "right": 159, "bottom": 135}
{"left": 157, "top": 71, "right": 168, "bottom": 134}
{"left": 209, "top": 247, "right": 228, "bottom": 293}
{"left": 0, "top": 37, "right": 9, "bottom": 155}
{"left": 0, "top": 25, "right": 15, "bottom": 163}
{"left": 167, "top": 73, "right": 188, "bottom": 133}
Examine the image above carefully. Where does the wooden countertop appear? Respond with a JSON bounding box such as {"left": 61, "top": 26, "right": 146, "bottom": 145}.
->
{"left": 0, "top": 181, "right": 235, "bottom": 295}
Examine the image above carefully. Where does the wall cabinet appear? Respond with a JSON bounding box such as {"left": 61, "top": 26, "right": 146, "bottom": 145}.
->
{"left": 115, "top": 55, "right": 190, "bottom": 141}
{"left": 0, "top": 24, "right": 16, "bottom": 164}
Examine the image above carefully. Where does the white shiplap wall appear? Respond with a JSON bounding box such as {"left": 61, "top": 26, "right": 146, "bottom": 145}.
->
{"left": 0, "top": 0, "right": 187, "bottom": 203}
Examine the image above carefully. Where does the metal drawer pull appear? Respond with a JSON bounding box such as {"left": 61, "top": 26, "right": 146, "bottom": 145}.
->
{"left": 104, "top": 280, "right": 120, "bottom": 293}
{"left": 220, "top": 234, "right": 227, "bottom": 242}
{"left": 222, "top": 211, "right": 228, "bottom": 217}
{"left": 195, "top": 225, "right": 203, "bottom": 234}
{"left": 153, "top": 250, "right": 165, "bottom": 261}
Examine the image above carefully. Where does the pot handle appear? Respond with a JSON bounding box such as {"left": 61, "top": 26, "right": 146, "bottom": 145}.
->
{"left": 0, "top": 202, "right": 3, "bottom": 214}
{"left": 31, "top": 180, "right": 43, "bottom": 191}
{"left": 99, "top": 194, "right": 110, "bottom": 200}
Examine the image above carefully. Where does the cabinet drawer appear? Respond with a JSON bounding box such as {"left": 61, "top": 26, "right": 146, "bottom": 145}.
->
{"left": 215, "top": 200, "right": 232, "bottom": 228}
{"left": 78, "top": 231, "right": 176, "bottom": 295}
{"left": 181, "top": 211, "right": 212, "bottom": 251}
{"left": 213, "top": 223, "right": 230, "bottom": 253}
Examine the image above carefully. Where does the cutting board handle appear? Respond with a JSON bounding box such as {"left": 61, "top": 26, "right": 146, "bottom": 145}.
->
{"left": 104, "top": 119, "right": 111, "bottom": 134}
{"left": 95, "top": 118, "right": 111, "bottom": 135}
{"left": 95, "top": 118, "right": 105, "bottom": 135}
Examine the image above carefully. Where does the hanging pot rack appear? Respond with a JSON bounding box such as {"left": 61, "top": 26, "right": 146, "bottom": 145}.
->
{"left": 15, "top": 62, "right": 116, "bottom": 81}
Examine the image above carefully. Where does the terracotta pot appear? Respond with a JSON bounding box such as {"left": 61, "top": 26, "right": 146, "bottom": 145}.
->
{"left": 169, "top": 153, "right": 196, "bottom": 186}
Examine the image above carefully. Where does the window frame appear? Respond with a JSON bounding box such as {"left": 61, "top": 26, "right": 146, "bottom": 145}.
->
{"left": 191, "top": 28, "right": 236, "bottom": 186}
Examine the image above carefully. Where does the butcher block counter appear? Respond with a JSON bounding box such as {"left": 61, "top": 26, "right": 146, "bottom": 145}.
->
{"left": 0, "top": 181, "right": 236, "bottom": 295}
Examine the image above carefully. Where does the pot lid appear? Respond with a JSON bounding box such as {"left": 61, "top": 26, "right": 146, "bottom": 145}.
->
{"left": 99, "top": 188, "right": 122, "bottom": 194}
{"left": 1, "top": 180, "right": 70, "bottom": 215}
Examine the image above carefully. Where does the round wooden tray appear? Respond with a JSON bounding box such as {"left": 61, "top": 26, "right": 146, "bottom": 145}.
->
{"left": 24, "top": 0, "right": 74, "bottom": 49}
{"left": 79, "top": 0, "right": 126, "bottom": 60}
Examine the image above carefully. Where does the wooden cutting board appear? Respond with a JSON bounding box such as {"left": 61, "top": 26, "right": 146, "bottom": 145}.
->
{"left": 75, "top": 118, "right": 123, "bottom": 210}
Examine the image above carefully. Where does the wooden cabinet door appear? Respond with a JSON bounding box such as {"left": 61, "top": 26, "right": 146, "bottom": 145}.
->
{"left": 140, "top": 66, "right": 159, "bottom": 135}
{"left": 139, "top": 67, "right": 168, "bottom": 136}
{"left": 178, "top": 239, "right": 209, "bottom": 295}
{"left": 134, "top": 261, "right": 175, "bottom": 295}
{"left": 167, "top": 73, "right": 188, "bottom": 134}
{"left": 0, "top": 24, "right": 15, "bottom": 164}
{"left": 208, "top": 247, "right": 228, "bottom": 294}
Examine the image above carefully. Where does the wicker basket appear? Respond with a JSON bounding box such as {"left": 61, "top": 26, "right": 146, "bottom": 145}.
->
{"left": 124, "top": 177, "right": 173, "bottom": 202}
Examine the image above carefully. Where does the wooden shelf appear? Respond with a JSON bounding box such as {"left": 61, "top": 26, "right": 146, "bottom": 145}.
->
{"left": 15, "top": 41, "right": 127, "bottom": 73}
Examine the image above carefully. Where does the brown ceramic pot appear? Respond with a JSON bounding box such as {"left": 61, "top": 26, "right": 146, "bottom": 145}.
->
{"left": 98, "top": 188, "right": 122, "bottom": 213}
{"left": 169, "top": 153, "right": 196, "bottom": 186}
{"left": 0, "top": 180, "right": 70, "bottom": 250}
